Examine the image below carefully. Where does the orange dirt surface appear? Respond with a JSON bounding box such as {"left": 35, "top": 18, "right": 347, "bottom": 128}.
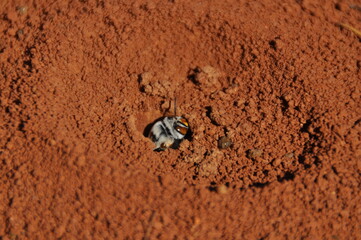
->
{"left": 1, "top": 0, "right": 361, "bottom": 239}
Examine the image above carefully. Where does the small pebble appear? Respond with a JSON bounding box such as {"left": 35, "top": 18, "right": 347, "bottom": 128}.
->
{"left": 16, "top": 29, "right": 24, "bottom": 39}
{"left": 272, "top": 159, "right": 282, "bottom": 167}
{"left": 216, "top": 185, "right": 228, "bottom": 194}
{"left": 284, "top": 152, "right": 294, "bottom": 159}
{"left": 246, "top": 148, "right": 263, "bottom": 159}
{"left": 218, "top": 136, "right": 232, "bottom": 149}
{"left": 16, "top": 6, "right": 28, "bottom": 15}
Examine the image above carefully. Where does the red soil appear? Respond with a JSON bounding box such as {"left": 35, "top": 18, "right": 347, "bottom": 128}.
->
{"left": 1, "top": 0, "right": 360, "bottom": 239}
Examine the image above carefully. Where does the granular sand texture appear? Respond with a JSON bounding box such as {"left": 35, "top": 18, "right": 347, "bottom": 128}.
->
{"left": 1, "top": 0, "right": 361, "bottom": 239}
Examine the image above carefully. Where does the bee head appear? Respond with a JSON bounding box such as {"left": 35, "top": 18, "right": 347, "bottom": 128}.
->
{"left": 174, "top": 117, "right": 189, "bottom": 136}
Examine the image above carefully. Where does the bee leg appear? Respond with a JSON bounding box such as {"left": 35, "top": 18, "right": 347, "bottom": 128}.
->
{"left": 154, "top": 142, "right": 167, "bottom": 152}
{"left": 153, "top": 147, "right": 165, "bottom": 152}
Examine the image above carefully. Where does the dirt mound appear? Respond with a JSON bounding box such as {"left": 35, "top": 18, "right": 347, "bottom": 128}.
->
{"left": 1, "top": 0, "right": 360, "bottom": 239}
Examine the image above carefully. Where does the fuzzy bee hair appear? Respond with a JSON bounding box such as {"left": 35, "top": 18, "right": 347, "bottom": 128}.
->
{"left": 149, "top": 116, "right": 189, "bottom": 151}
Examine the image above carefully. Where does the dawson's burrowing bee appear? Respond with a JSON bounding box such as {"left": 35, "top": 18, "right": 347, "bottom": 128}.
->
{"left": 148, "top": 100, "right": 189, "bottom": 151}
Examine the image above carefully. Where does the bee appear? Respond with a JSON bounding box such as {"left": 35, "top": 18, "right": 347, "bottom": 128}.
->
{"left": 148, "top": 99, "right": 189, "bottom": 151}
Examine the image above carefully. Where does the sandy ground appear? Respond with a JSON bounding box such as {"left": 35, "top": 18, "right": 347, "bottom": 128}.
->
{"left": 1, "top": 0, "right": 361, "bottom": 239}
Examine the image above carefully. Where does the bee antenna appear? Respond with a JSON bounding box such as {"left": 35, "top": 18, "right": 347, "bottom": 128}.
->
{"left": 174, "top": 97, "right": 177, "bottom": 116}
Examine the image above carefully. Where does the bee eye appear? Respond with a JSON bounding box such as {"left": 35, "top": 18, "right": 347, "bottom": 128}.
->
{"left": 176, "top": 126, "right": 188, "bottom": 135}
